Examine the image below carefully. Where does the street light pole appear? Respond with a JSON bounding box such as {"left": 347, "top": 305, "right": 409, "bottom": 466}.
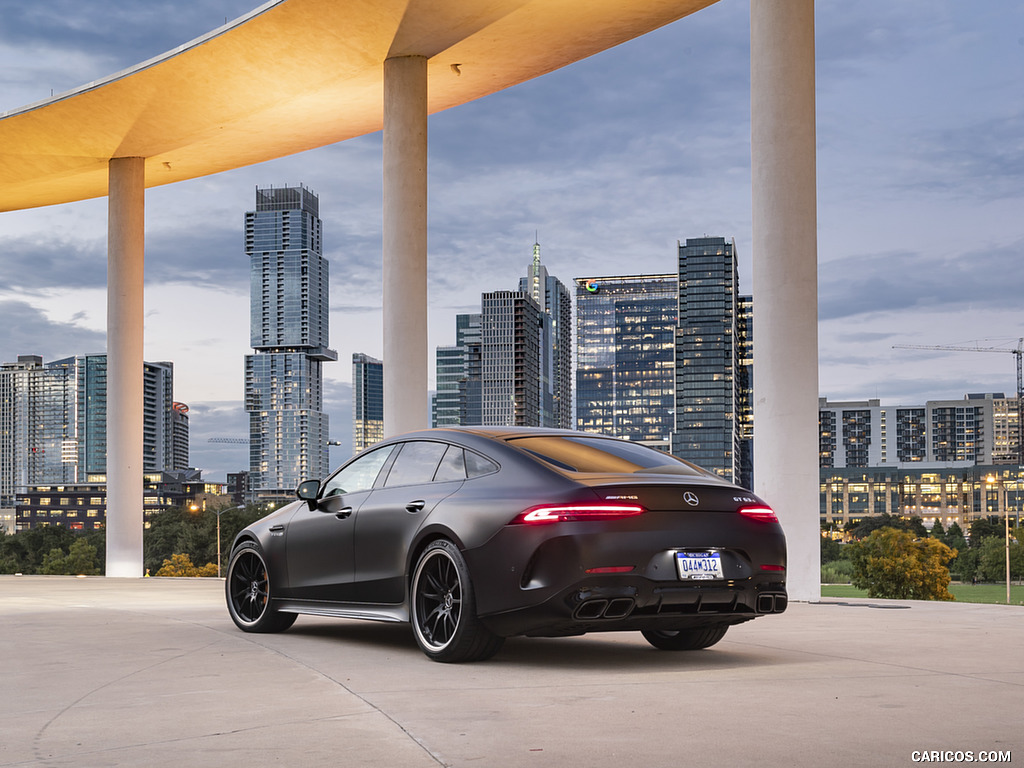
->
{"left": 214, "top": 504, "right": 246, "bottom": 579}
{"left": 1006, "top": 499, "right": 1012, "bottom": 605}
{"left": 990, "top": 475, "right": 1012, "bottom": 605}
{"left": 217, "top": 511, "right": 222, "bottom": 579}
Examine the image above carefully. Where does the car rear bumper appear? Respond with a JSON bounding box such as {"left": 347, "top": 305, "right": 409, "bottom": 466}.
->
{"left": 478, "top": 572, "right": 787, "bottom": 637}
{"left": 464, "top": 513, "right": 787, "bottom": 638}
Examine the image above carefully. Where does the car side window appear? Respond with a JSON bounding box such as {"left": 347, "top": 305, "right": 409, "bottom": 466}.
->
{"left": 321, "top": 445, "right": 395, "bottom": 497}
{"left": 383, "top": 441, "right": 448, "bottom": 487}
{"left": 433, "top": 445, "right": 467, "bottom": 482}
{"left": 465, "top": 450, "right": 499, "bottom": 478}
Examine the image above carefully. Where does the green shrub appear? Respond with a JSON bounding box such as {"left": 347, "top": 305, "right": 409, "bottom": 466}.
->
{"left": 821, "top": 558, "right": 854, "bottom": 584}
{"left": 848, "top": 527, "right": 956, "bottom": 600}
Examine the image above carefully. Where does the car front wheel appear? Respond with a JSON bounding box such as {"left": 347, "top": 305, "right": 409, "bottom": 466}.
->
{"left": 641, "top": 624, "right": 729, "bottom": 651}
{"left": 410, "top": 539, "right": 503, "bottom": 663}
{"left": 225, "top": 541, "right": 297, "bottom": 633}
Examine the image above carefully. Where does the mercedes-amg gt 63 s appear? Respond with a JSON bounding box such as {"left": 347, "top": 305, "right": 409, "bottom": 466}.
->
{"left": 226, "top": 427, "right": 787, "bottom": 662}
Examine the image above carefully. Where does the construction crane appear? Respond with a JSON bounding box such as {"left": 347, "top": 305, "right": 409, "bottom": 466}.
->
{"left": 892, "top": 338, "right": 1023, "bottom": 465}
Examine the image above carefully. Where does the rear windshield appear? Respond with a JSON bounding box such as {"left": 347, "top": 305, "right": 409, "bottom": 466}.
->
{"left": 508, "top": 435, "right": 706, "bottom": 476}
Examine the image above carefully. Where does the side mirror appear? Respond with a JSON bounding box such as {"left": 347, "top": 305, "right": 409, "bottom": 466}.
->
{"left": 296, "top": 479, "right": 321, "bottom": 510}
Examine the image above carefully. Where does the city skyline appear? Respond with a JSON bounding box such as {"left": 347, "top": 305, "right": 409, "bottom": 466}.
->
{"left": 0, "top": 353, "right": 183, "bottom": 508}
{"left": 2, "top": 0, "right": 1022, "bottom": 482}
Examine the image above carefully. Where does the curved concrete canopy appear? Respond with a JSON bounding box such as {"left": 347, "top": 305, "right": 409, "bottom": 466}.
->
{"left": 0, "top": 0, "right": 717, "bottom": 212}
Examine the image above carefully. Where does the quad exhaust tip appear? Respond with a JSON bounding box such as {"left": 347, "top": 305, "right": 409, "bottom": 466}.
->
{"left": 758, "top": 593, "right": 788, "bottom": 614}
{"left": 574, "top": 598, "right": 636, "bottom": 620}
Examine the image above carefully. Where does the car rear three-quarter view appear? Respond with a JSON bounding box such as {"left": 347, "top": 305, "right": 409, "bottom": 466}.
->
{"left": 225, "top": 427, "right": 787, "bottom": 662}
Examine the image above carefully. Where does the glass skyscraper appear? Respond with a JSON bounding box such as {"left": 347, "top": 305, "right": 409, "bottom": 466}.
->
{"left": 481, "top": 291, "right": 542, "bottom": 426}
{"left": 672, "top": 237, "right": 751, "bottom": 486}
{"left": 736, "top": 294, "right": 754, "bottom": 489}
{"left": 432, "top": 314, "right": 481, "bottom": 427}
{"left": 519, "top": 242, "right": 573, "bottom": 429}
{"left": 0, "top": 354, "right": 181, "bottom": 508}
{"left": 244, "top": 185, "right": 336, "bottom": 502}
{"left": 352, "top": 353, "right": 383, "bottom": 453}
{"left": 575, "top": 274, "right": 678, "bottom": 447}
{"left": 77, "top": 353, "right": 107, "bottom": 475}
{"left": 0, "top": 355, "right": 78, "bottom": 504}
{"left": 171, "top": 402, "right": 190, "bottom": 474}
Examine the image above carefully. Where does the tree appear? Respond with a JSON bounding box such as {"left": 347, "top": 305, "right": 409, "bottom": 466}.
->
{"left": 18, "top": 526, "right": 76, "bottom": 572}
{"left": 821, "top": 535, "right": 843, "bottom": 564}
{"left": 848, "top": 514, "right": 928, "bottom": 540}
{"left": 0, "top": 534, "right": 29, "bottom": 573}
{"left": 83, "top": 530, "right": 106, "bottom": 572}
{"left": 942, "top": 522, "right": 968, "bottom": 553}
{"left": 39, "top": 547, "right": 69, "bottom": 575}
{"left": 906, "top": 516, "right": 929, "bottom": 538}
{"left": 37, "top": 539, "right": 101, "bottom": 576}
{"left": 931, "top": 520, "right": 946, "bottom": 539}
{"left": 155, "top": 553, "right": 218, "bottom": 577}
{"left": 144, "top": 504, "right": 269, "bottom": 575}
{"left": 975, "top": 536, "right": 1024, "bottom": 583}
{"left": 949, "top": 546, "right": 980, "bottom": 583}
{"left": 848, "top": 527, "right": 956, "bottom": 600}
{"left": 821, "top": 558, "right": 854, "bottom": 585}
{"left": 969, "top": 517, "right": 1002, "bottom": 545}
{"left": 64, "top": 539, "right": 102, "bottom": 575}
{"left": 848, "top": 514, "right": 903, "bottom": 538}
{"left": 0, "top": 526, "right": 91, "bottom": 574}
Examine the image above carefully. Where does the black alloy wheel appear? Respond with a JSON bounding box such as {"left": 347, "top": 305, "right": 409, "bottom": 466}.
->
{"left": 641, "top": 624, "right": 729, "bottom": 651}
{"left": 410, "top": 539, "right": 503, "bottom": 663}
{"left": 226, "top": 542, "right": 296, "bottom": 633}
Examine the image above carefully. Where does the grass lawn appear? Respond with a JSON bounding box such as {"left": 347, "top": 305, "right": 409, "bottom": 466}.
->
{"left": 821, "top": 582, "right": 1024, "bottom": 605}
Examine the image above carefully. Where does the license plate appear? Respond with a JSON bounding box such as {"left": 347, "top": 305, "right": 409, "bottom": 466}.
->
{"left": 676, "top": 551, "right": 723, "bottom": 580}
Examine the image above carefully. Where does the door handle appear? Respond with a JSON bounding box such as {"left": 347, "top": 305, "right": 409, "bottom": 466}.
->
{"left": 335, "top": 506, "right": 353, "bottom": 519}
{"left": 406, "top": 500, "right": 426, "bottom": 513}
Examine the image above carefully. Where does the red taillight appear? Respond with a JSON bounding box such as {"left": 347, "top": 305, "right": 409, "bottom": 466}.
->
{"left": 760, "top": 564, "right": 786, "bottom": 572}
{"left": 512, "top": 503, "right": 646, "bottom": 525}
{"left": 585, "top": 566, "right": 636, "bottom": 574}
{"left": 738, "top": 505, "right": 779, "bottom": 523}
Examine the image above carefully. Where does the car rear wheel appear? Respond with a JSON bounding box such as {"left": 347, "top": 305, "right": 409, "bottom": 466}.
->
{"left": 411, "top": 539, "right": 504, "bottom": 663}
{"left": 641, "top": 624, "right": 729, "bottom": 651}
{"left": 226, "top": 542, "right": 297, "bottom": 633}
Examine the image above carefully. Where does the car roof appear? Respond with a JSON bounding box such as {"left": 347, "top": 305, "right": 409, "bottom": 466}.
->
{"left": 398, "top": 426, "right": 599, "bottom": 441}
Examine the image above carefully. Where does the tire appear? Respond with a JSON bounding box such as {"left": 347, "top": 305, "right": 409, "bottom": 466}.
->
{"left": 410, "top": 540, "right": 504, "bottom": 663}
{"left": 225, "top": 541, "right": 297, "bottom": 633}
{"left": 641, "top": 624, "right": 729, "bottom": 651}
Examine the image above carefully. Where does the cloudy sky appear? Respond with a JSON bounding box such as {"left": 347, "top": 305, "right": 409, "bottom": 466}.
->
{"left": 2, "top": 0, "right": 1023, "bottom": 481}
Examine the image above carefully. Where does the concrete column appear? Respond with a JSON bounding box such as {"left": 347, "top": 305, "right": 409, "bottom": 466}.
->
{"left": 382, "top": 55, "right": 429, "bottom": 436}
{"left": 106, "top": 157, "right": 145, "bottom": 577}
{"left": 750, "top": 0, "right": 820, "bottom": 601}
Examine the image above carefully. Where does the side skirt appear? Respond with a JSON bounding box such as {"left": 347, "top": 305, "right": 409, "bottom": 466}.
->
{"left": 274, "top": 598, "right": 409, "bottom": 624}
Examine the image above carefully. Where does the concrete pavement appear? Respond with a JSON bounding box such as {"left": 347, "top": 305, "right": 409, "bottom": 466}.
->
{"left": 2, "top": 575, "right": 1021, "bottom": 767}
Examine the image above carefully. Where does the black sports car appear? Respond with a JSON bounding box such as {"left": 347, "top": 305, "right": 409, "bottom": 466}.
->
{"left": 225, "top": 427, "right": 787, "bottom": 662}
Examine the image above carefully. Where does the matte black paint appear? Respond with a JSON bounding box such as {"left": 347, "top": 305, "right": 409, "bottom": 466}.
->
{"left": 227, "top": 427, "right": 787, "bottom": 647}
